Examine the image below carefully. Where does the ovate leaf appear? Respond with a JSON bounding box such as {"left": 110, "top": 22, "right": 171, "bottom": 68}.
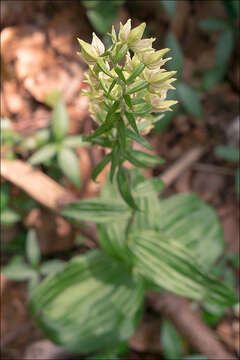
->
{"left": 58, "top": 148, "right": 81, "bottom": 188}
{"left": 176, "top": 82, "right": 202, "bottom": 118}
{"left": 28, "top": 144, "right": 57, "bottom": 165}
{"left": 129, "top": 230, "right": 237, "bottom": 306}
{"left": 52, "top": 99, "right": 69, "bottom": 141}
{"left": 30, "top": 250, "right": 144, "bottom": 353}
{"left": 157, "top": 193, "right": 224, "bottom": 269}
{"left": 62, "top": 198, "right": 129, "bottom": 223}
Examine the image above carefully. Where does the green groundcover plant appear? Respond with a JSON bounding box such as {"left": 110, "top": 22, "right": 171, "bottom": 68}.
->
{"left": 5, "top": 20, "right": 237, "bottom": 356}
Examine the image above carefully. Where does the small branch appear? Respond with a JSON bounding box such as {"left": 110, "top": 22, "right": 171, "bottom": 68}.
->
{"left": 193, "top": 163, "right": 235, "bottom": 176}
{"left": 148, "top": 292, "right": 236, "bottom": 360}
{"left": 1, "top": 160, "right": 76, "bottom": 212}
{"left": 160, "top": 146, "right": 206, "bottom": 187}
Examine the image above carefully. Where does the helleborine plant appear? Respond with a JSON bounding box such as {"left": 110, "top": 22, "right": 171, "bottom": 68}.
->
{"left": 28, "top": 20, "right": 237, "bottom": 356}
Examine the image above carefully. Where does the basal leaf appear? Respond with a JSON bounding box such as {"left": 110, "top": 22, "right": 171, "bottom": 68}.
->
{"left": 30, "top": 250, "right": 144, "bottom": 353}
{"left": 129, "top": 230, "right": 237, "bottom": 306}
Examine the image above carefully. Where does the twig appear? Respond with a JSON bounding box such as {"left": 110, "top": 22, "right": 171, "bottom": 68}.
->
{"left": 160, "top": 146, "right": 206, "bottom": 187}
{"left": 148, "top": 292, "right": 237, "bottom": 360}
{"left": 193, "top": 163, "right": 236, "bottom": 176}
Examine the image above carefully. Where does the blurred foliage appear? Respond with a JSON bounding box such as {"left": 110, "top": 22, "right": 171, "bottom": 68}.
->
{"left": 214, "top": 145, "right": 240, "bottom": 195}
{"left": 2, "top": 228, "right": 66, "bottom": 294}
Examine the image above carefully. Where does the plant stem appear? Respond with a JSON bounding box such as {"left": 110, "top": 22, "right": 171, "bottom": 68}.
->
{"left": 125, "top": 209, "right": 136, "bottom": 239}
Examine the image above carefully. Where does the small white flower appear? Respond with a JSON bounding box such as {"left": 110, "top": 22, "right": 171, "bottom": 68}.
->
{"left": 130, "top": 38, "right": 156, "bottom": 52}
{"left": 91, "top": 33, "right": 105, "bottom": 56}
{"left": 119, "top": 19, "right": 131, "bottom": 42}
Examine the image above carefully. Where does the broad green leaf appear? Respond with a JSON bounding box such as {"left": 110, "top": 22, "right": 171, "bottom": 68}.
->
{"left": 40, "top": 260, "right": 66, "bottom": 275}
{"left": 126, "top": 128, "right": 153, "bottom": 151}
{"left": 62, "top": 198, "right": 130, "bottom": 223}
{"left": 28, "top": 144, "right": 57, "bottom": 165}
{"left": 216, "top": 29, "right": 234, "bottom": 67}
{"left": 2, "top": 256, "right": 36, "bottom": 281}
{"left": 129, "top": 230, "right": 237, "bottom": 305}
{"left": 117, "top": 167, "right": 139, "bottom": 210}
{"left": 63, "top": 135, "right": 88, "bottom": 148}
{"left": 156, "top": 193, "right": 224, "bottom": 269}
{"left": 214, "top": 145, "right": 240, "bottom": 162}
{"left": 161, "top": 319, "right": 182, "bottom": 359}
{"left": 58, "top": 148, "right": 81, "bottom": 188}
{"left": 1, "top": 208, "right": 20, "bottom": 225}
{"left": 165, "top": 32, "right": 183, "bottom": 76}
{"left": 161, "top": 0, "right": 176, "bottom": 19}
{"left": 134, "top": 178, "right": 165, "bottom": 195}
{"left": 176, "top": 82, "right": 202, "bottom": 118}
{"left": 26, "top": 229, "right": 41, "bottom": 267}
{"left": 98, "top": 222, "right": 132, "bottom": 264}
{"left": 198, "top": 17, "right": 229, "bottom": 31}
{"left": 29, "top": 250, "right": 144, "bottom": 353}
{"left": 52, "top": 99, "right": 69, "bottom": 141}
{"left": 92, "top": 153, "right": 112, "bottom": 182}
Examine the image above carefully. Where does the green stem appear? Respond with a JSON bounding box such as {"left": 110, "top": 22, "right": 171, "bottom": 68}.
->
{"left": 125, "top": 210, "right": 136, "bottom": 239}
